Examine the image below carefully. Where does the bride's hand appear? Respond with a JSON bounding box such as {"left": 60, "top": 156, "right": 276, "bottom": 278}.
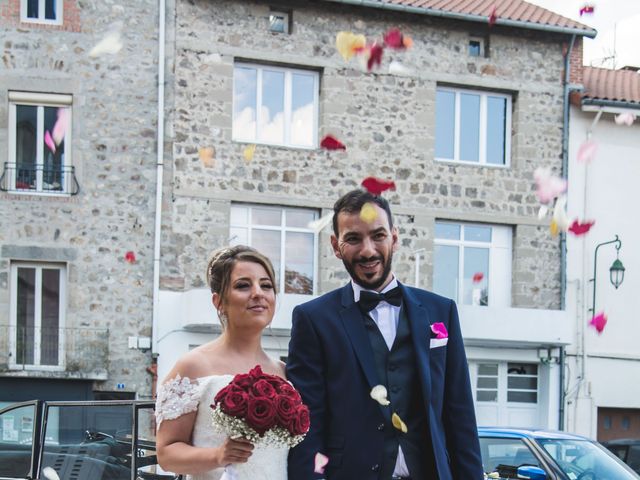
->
{"left": 215, "top": 437, "right": 254, "bottom": 465}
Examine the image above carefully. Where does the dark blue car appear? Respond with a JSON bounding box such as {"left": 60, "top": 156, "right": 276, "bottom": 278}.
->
{"left": 479, "top": 427, "right": 640, "bottom": 480}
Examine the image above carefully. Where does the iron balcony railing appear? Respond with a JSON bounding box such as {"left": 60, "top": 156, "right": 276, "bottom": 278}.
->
{"left": 0, "top": 325, "right": 109, "bottom": 377}
{"left": 0, "top": 162, "right": 80, "bottom": 195}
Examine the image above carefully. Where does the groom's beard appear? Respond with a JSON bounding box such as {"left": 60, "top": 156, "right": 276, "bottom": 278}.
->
{"left": 342, "top": 251, "right": 394, "bottom": 291}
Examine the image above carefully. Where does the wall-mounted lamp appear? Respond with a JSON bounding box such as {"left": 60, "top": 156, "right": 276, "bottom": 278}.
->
{"left": 589, "top": 235, "right": 625, "bottom": 315}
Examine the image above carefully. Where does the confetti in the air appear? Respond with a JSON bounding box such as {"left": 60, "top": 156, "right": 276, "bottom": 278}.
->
{"left": 534, "top": 167, "right": 567, "bottom": 204}
{"left": 198, "top": 147, "right": 216, "bottom": 167}
{"left": 537, "top": 205, "right": 549, "bottom": 220}
{"left": 614, "top": 112, "right": 636, "bottom": 126}
{"left": 388, "top": 60, "right": 412, "bottom": 75}
{"left": 44, "top": 130, "right": 56, "bottom": 154}
{"left": 125, "top": 251, "right": 136, "bottom": 263}
{"left": 359, "top": 203, "right": 378, "bottom": 223}
{"left": 243, "top": 144, "right": 256, "bottom": 163}
{"left": 361, "top": 176, "right": 396, "bottom": 195}
{"left": 589, "top": 312, "right": 607, "bottom": 333}
{"left": 52, "top": 108, "right": 70, "bottom": 146}
{"left": 383, "top": 28, "right": 412, "bottom": 50}
{"left": 431, "top": 322, "right": 448, "bottom": 339}
{"left": 314, "top": 453, "right": 329, "bottom": 474}
{"left": 392, "top": 412, "right": 408, "bottom": 433}
{"left": 472, "top": 272, "right": 484, "bottom": 284}
{"left": 488, "top": 4, "right": 498, "bottom": 26}
{"left": 577, "top": 140, "right": 598, "bottom": 164}
{"left": 568, "top": 219, "right": 595, "bottom": 236}
{"left": 320, "top": 135, "right": 346, "bottom": 150}
{"left": 550, "top": 195, "right": 569, "bottom": 237}
{"left": 89, "top": 30, "right": 123, "bottom": 57}
{"left": 370, "top": 385, "right": 391, "bottom": 406}
{"left": 335, "top": 31, "right": 367, "bottom": 61}
{"left": 579, "top": 4, "right": 595, "bottom": 16}
{"left": 307, "top": 212, "right": 334, "bottom": 233}
{"left": 42, "top": 467, "right": 61, "bottom": 480}
{"left": 366, "top": 43, "right": 384, "bottom": 71}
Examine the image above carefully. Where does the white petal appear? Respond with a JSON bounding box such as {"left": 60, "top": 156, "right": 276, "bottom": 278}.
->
{"left": 370, "top": 384, "right": 390, "bottom": 406}
{"left": 388, "top": 60, "right": 411, "bottom": 75}
{"left": 307, "top": 212, "right": 334, "bottom": 233}
{"left": 89, "top": 31, "right": 123, "bottom": 58}
{"left": 42, "top": 467, "right": 61, "bottom": 480}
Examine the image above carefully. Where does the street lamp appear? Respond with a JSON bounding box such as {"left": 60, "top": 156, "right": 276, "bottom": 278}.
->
{"left": 589, "top": 235, "right": 625, "bottom": 315}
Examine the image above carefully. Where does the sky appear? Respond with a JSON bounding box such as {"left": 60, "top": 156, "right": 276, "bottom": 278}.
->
{"left": 527, "top": 0, "right": 640, "bottom": 68}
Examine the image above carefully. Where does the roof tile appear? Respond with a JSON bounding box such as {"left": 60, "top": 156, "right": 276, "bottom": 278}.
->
{"left": 583, "top": 67, "right": 640, "bottom": 106}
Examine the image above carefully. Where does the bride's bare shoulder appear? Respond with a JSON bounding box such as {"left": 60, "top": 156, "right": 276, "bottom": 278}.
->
{"left": 162, "top": 344, "right": 221, "bottom": 382}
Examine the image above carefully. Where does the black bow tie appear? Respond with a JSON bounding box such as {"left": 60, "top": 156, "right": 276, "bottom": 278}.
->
{"left": 358, "top": 286, "right": 402, "bottom": 312}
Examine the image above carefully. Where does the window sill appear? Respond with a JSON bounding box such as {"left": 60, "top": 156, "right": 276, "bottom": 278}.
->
{"left": 434, "top": 158, "right": 510, "bottom": 169}
{"left": 232, "top": 139, "right": 317, "bottom": 151}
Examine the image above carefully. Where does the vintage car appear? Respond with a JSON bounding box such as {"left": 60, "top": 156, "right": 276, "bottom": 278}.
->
{"left": 602, "top": 438, "right": 640, "bottom": 475}
{"left": 0, "top": 399, "right": 178, "bottom": 480}
{"left": 479, "top": 427, "right": 640, "bottom": 480}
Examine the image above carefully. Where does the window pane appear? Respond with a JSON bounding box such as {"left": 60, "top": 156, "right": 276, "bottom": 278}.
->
{"left": 43, "top": 106, "right": 64, "bottom": 191}
{"left": 477, "top": 390, "right": 497, "bottom": 402}
{"left": 229, "top": 227, "right": 247, "bottom": 245}
{"left": 463, "top": 247, "right": 489, "bottom": 306}
{"left": 252, "top": 230, "right": 281, "bottom": 285}
{"left": 435, "top": 222, "right": 460, "bottom": 240}
{"left": 230, "top": 205, "right": 249, "bottom": 225}
{"left": 464, "top": 225, "right": 492, "bottom": 242}
{"left": 478, "top": 363, "right": 498, "bottom": 375}
{"left": 27, "top": 0, "right": 38, "bottom": 18}
{"left": 233, "top": 67, "right": 257, "bottom": 141}
{"left": 252, "top": 207, "right": 281, "bottom": 226}
{"left": 459, "top": 93, "right": 480, "bottom": 162}
{"left": 469, "top": 40, "right": 481, "bottom": 57}
{"left": 269, "top": 13, "right": 287, "bottom": 33}
{"left": 285, "top": 232, "right": 314, "bottom": 294}
{"left": 16, "top": 105, "right": 38, "bottom": 190}
{"left": 477, "top": 377, "right": 497, "bottom": 389}
{"left": 508, "top": 376, "right": 538, "bottom": 390}
{"left": 285, "top": 209, "right": 316, "bottom": 228}
{"left": 45, "top": 0, "right": 56, "bottom": 20}
{"left": 435, "top": 90, "right": 455, "bottom": 159}
{"left": 508, "top": 391, "right": 537, "bottom": 403}
{"left": 291, "top": 73, "right": 315, "bottom": 146}
{"left": 259, "top": 70, "right": 285, "bottom": 144}
{"left": 508, "top": 363, "right": 538, "bottom": 375}
{"left": 0, "top": 405, "right": 36, "bottom": 477}
{"left": 487, "top": 96, "right": 507, "bottom": 165}
{"left": 16, "top": 268, "right": 36, "bottom": 365}
{"left": 433, "top": 245, "right": 459, "bottom": 302}
{"left": 41, "top": 268, "right": 60, "bottom": 366}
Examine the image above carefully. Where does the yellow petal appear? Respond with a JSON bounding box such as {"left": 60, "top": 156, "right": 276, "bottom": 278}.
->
{"left": 198, "top": 146, "right": 215, "bottom": 167}
{"left": 243, "top": 144, "right": 256, "bottom": 163}
{"left": 550, "top": 219, "right": 559, "bottom": 237}
{"left": 392, "top": 412, "right": 407, "bottom": 433}
{"left": 359, "top": 202, "right": 378, "bottom": 223}
{"left": 336, "top": 31, "right": 366, "bottom": 61}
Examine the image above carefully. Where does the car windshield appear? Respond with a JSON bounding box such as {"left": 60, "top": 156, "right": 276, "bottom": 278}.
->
{"left": 538, "top": 438, "right": 639, "bottom": 480}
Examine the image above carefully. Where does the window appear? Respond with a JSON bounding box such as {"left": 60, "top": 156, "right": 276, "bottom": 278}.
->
{"left": 21, "top": 0, "right": 63, "bottom": 24}
{"left": 435, "top": 87, "right": 511, "bottom": 166}
{"left": 9, "top": 262, "right": 66, "bottom": 369}
{"left": 5, "top": 92, "right": 76, "bottom": 195}
{"left": 479, "top": 437, "right": 542, "bottom": 473}
{"left": 476, "top": 363, "right": 498, "bottom": 402}
{"left": 233, "top": 63, "right": 319, "bottom": 148}
{"left": 269, "top": 10, "right": 290, "bottom": 34}
{"left": 230, "top": 204, "right": 318, "bottom": 294}
{"left": 433, "top": 222, "right": 512, "bottom": 307}
{"left": 507, "top": 363, "right": 538, "bottom": 403}
{"left": 468, "top": 37, "right": 485, "bottom": 57}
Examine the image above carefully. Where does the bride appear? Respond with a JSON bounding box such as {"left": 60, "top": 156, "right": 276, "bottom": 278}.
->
{"left": 156, "top": 245, "right": 288, "bottom": 480}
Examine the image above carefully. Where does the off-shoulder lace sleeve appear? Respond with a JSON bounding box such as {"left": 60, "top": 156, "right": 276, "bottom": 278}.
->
{"left": 155, "top": 375, "right": 201, "bottom": 427}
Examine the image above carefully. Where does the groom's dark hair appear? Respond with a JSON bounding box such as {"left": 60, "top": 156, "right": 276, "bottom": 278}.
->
{"left": 332, "top": 189, "right": 394, "bottom": 236}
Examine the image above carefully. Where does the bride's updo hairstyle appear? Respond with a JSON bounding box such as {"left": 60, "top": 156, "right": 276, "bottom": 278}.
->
{"left": 206, "top": 245, "right": 277, "bottom": 328}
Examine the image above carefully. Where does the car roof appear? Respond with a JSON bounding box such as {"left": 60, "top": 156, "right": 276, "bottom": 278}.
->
{"left": 602, "top": 439, "right": 640, "bottom": 445}
{"left": 478, "top": 426, "right": 592, "bottom": 441}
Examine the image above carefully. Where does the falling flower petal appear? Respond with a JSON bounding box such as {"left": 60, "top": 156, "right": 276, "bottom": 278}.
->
{"left": 335, "top": 31, "right": 367, "bottom": 61}
{"left": 52, "top": 108, "right": 70, "bottom": 146}
{"left": 383, "top": 28, "right": 409, "bottom": 49}
{"left": 534, "top": 167, "right": 567, "bottom": 204}
{"left": 366, "top": 43, "right": 384, "bottom": 71}
{"left": 243, "top": 144, "right": 256, "bottom": 163}
{"left": 488, "top": 4, "right": 497, "bottom": 26}
{"left": 359, "top": 203, "right": 378, "bottom": 223}
{"left": 308, "top": 212, "right": 334, "bottom": 233}
{"left": 579, "top": 4, "right": 595, "bottom": 16}
{"left": 577, "top": 140, "right": 598, "bottom": 164}
{"left": 44, "top": 130, "right": 56, "bottom": 154}
{"left": 614, "top": 112, "right": 636, "bottom": 126}
{"left": 402, "top": 36, "right": 413, "bottom": 49}
{"left": 361, "top": 176, "right": 396, "bottom": 195}
{"left": 551, "top": 196, "right": 570, "bottom": 237}
{"left": 568, "top": 219, "right": 595, "bottom": 236}
{"left": 314, "top": 453, "right": 329, "bottom": 474}
{"left": 199, "top": 146, "right": 216, "bottom": 167}
{"left": 537, "top": 205, "right": 549, "bottom": 220}
{"left": 388, "top": 60, "right": 412, "bottom": 75}
{"left": 392, "top": 412, "right": 408, "bottom": 433}
{"left": 370, "top": 385, "right": 391, "bottom": 406}
{"left": 89, "top": 30, "right": 123, "bottom": 57}
{"left": 589, "top": 312, "right": 607, "bottom": 333}
{"left": 42, "top": 467, "right": 61, "bottom": 480}
{"left": 320, "top": 135, "right": 346, "bottom": 150}
{"left": 431, "top": 322, "right": 448, "bottom": 339}
{"left": 125, "top": 251, "right": 136, "bottom": 263}
{"left": 487, "top": 473, "right": 500, "bottom": 479}
{"left": 472, "top": 272, "right": 484, "bottom": 284}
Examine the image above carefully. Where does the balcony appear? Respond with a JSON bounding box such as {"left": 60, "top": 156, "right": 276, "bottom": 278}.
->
{"left": 0, "top": 325, "right": 109, "bottom": 380}
{"left": 0, "top": 162, "right": 80, "bottom": 195}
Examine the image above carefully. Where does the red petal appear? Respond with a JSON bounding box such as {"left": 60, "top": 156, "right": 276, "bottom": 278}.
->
{"left": 488, "top": 5, "right": 497, "bottom": 26}
{"left": 472, "top": 272, "right": 484, "bottom": 283}
{"left": 367, "top": 43, "right": 384, "bottom": 71}
{"left": 125, "top": 251, "right": 136, "bottom": 263}
{"left": 320, "top": 135, "right": 346, "bottom": 150}
{"left": 383, "top": 28, "right": 404, "bottom": 49}
{"left": 361, "top": 176, "right": 396, "bottom": 195}
{"left": 568, "top": 220, "right": 595, "bottom": 236}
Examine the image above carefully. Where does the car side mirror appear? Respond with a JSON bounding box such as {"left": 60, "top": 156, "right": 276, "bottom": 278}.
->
{"left": 517, "top": 465, "right": 547, "bottom": 480}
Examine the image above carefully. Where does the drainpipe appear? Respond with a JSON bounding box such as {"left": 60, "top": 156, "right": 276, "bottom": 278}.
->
{"left": 152, "top": 0, "right": 166, "bottom": 366}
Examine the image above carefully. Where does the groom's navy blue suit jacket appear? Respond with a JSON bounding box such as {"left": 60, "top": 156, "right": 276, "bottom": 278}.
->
{"left": 287, "top": 282, "right": 484, "bottom": 479}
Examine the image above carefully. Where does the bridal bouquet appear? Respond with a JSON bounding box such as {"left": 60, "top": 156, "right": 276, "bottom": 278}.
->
{"left": 210, "top": 365, "right": 310, "bottom": 448}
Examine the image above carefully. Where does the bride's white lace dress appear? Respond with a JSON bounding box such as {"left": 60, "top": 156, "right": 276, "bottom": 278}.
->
{"left": 155, "top": 374, "right": 288, "bottom": 480}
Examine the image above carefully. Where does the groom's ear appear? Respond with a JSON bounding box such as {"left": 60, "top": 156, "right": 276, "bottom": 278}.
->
{"left": 330, "top": 234, "right": 343, "bottom": 260}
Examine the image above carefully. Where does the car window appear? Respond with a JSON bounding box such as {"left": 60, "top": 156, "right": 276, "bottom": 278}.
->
{"left": 627, "top": 446, "right": 640, "bottom": 473}
{"left": 0, "top": 404, "right": 37, "bottom": 478}
{"left": 479, "top": 437, "right": 542, "bottom": 474}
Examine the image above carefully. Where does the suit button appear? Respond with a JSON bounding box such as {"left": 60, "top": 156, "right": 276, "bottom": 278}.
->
{"left": 377, "top": 423, "right": 385, "bottom": 431}
{"left": 371, "top": 464, "right": 380, "bottom": 472}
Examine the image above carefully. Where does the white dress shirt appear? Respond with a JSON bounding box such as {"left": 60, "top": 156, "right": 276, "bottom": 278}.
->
{"left": 352, "top": 276, "right": 411, "bottom": 477}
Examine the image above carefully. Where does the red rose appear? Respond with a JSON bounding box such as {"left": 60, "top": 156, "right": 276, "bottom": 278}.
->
{"left": 253, "top": 379, "right": 277, "bottom": 399}
{"left": 289, "top": 404, "right": 310, "bottom": 436}
{"left": 275, "top": 394, "right": 297, "bottom": 427}
{"left": 267, "top": 375, "right": 286, "bottom": 389}
{"left": 216, "top": 385, "right": 249, "bottom": 418}
{"left": 277, "top": 383, "right": 302, "bottom": 405}
{"left": 248, "top": 365, "right": 264, "bottom": 379}
{"left": 232, "top": 373, "right": 254, "bottom": 390}
{"left": 246, "top": 396, "right": 277, "bottom": 435}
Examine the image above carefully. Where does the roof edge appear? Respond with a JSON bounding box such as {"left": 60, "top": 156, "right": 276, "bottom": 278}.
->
{"left": 321, "top": 0, "right": 597, "bottom": 38}
{"left": 582, "top": 98, "right": 640, "bottom": 111}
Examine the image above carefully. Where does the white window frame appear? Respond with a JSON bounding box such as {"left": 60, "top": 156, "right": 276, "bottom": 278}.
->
{"left": 268, "top": 10, "right": 290, "bottom": 34}
{"left": 9, "top": 262, "right": 67, "bottom": 371}
{"left": 434, "top": 221, "right": 512, "bottom": 307}
{"left": 232, "top": 63, "right": 319, "bottom": 149}
{"left": 229, "top": 204, "right": 319, "bottom": 295}
{"left": 20, "top": 0, "right": 63, "bottom": 25}
{"left": 468, "top": 37, "right": 485, "bottom": 57}
{"left": 435, "top": 86, "right": 512, "bottom": 167}
{"left": 7, "top": 91, "right": 73, "bottom": 196}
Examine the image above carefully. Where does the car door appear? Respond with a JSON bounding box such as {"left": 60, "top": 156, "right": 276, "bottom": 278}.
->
{"left": 0, "top": 401, "right": 42, "bottom": 480}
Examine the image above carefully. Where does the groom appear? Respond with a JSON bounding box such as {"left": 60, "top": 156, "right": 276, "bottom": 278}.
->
{"left": 287, "top": 190, "right": 483, "bottom": 479}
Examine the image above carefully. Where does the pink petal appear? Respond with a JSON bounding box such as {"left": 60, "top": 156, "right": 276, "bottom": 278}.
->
{"left": 614, "top": 112, "right": 636, "bottom": 126}
{"left": 44, "top": 130, "right": 56, "bottom": 154}
{"left": 52, "top": 108, "right": 70, "bottom": 146}
{"left": 534, "top": 167, "right": 567, "bottom": 204}
{"left": 577, "top": 140, "right": 597, "bottom": 164}
{"left": 589, "top": 312, "right": 607, "bottom": 334}
{"left": 568, "top": 219, "right": 595, "bottom": 236}
{"left": 431, "top": 322, "right": 448, "bottom": 339}
{"left": 314, "top": 453, "right": 329, "bottom": 474}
